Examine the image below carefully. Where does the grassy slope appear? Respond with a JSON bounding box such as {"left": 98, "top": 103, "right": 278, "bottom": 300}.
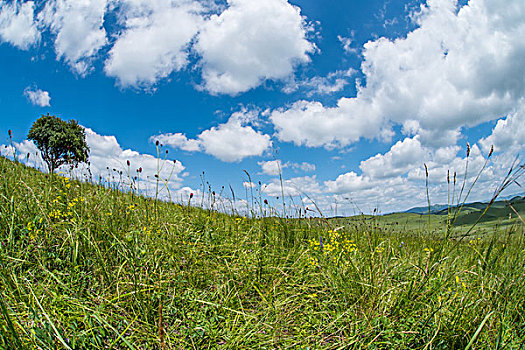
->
{"left": 1, "top": 156, "right": 525, "bottom": 349}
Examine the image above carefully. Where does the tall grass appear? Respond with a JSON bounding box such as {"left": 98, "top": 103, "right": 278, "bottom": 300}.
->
{"left": 1, "top": 154, "right": 525, "bottom": 349}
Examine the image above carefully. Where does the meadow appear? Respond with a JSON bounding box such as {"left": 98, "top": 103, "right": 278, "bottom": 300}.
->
{"left": 1, "top": 154, "right": 525, "bottom": 349}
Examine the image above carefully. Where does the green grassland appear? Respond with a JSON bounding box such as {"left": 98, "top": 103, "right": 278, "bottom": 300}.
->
{"left": 1, "top": 155, "right": 525, "bottom": 349}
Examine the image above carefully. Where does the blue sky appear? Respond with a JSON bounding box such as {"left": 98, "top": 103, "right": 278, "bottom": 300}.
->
{"left": 1, "top": 0, "right": 524, "bottom": 216}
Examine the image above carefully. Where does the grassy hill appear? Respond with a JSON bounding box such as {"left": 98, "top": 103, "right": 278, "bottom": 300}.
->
{"left": 1, "top": 156, "right": 525, "bottom": 349}
{"left": 394, "top": 196, "right": 525, "bottom": 232}
{"left": 403, "top": 197, "right": 525, "bottom": 223}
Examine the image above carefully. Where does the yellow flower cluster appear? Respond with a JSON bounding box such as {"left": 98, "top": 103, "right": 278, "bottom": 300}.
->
{"left": 48, "top": 179, "right": 85, "bottom": 223}
{"left": 469, "top": 237, "right": 482, "bottom": 245}
{"left": 343, "top": 239, "right": 358, "bottom": 253}
{"left": 142, "top": 225, "right": 161, "bottom": 236}
{"left": 308, "top": 256, "right": 318, "bottom": 267}
{"left": 309, "top": 238, "right": 321, "bottom": 251}
{"left": 26, "top": 218, "right": 44, "bottom": 240}
{"left": 48, "top": 208, "right": 67, "bottom": 220}
{"left": 375, "top": 247, "right": 385, "bottom": 253}
{"left": 308, "top": 229, "right": 358, "bottom": 265}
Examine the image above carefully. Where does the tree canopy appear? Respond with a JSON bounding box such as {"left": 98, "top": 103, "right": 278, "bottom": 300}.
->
{"left": 27, "top": 113, "right": 89, "bottom": 174}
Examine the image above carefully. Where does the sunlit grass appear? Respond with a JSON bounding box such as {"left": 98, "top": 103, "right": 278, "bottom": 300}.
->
{"left": 1, "top": 155, "right": 524, "bottom": 349}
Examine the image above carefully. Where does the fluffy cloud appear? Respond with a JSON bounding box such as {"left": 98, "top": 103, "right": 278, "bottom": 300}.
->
{"left": 479, "top": 104, "right": 525, "bottom": 154}
{"left": 104, "top": 0, "right": 203, "bottom": 87}
{"left": 291, "top": 161, "right": 316, "bottom": 172}
{"left": 323, "top": 137, "right": 519, "bottom": 214}
{"left": 271, "top": 98, "right": 387, "bottom": 148}
{"left": 271, "top": 0, "right": 525, "bottom": 149}
{"left": 24, "top": 87, "right": 51, "bottom": 107}
{"left": 325, "top": 171, "right": 373, "bottom": 193}
{"left": 152, "top": 110, "right": 272, "bottom": 162}
{"left": 39, "top": 0, "right": 109, "bottom": 75}
{"left": 258, "top": 159, "right": 316, "bottom": 175}
{"left": 0, "top": 0, "right": 40, "bottom": 49}
{"left": 262, "top": 175, "right": 321, "bottom": 197}
{"left": 196, "top": 115, "right": 272, "bottom": 162}
{"left": 153, "top": 132, "right": 201, "bottom": 152}
{"left": 195, "top": 0, "right": 315, "bottom": 95}
{"left": 2, "top": 0, "right": 315, "bottom": 92}
{"left": 359, "top": 137, "right": 427, "bottom": 179}
{"left": 259, "top": 160, "right": 283, "bottom": 176}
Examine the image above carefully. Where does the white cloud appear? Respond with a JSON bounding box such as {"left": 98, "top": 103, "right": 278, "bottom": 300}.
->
{"left": 325, "top": 171, "right": 372, "bottom": 193}
{"left": 84, "top": 127, "right": 185, "bottom": 190}
{"left": 271, "top": 0, "right": 525, "bottom": 149}
{"left": 0, "top": 0, "right": 40, "bottom": 49}
{"left": 258, "top": 159, "right": 316, "bottom": 175}
{"left": 152, "top": 110, "right": 272, "bottom": 162}
{"left": 39, "top": 0, "right": 109, "bottom": 75}
{"left": 2, "top": 0, "right": 315, "bottom": 93}
{"left": 337, "top": 33, "right": 358, "bottom": 54}
{"left": 243, "top": 181, "right": 256, "bottom": 189}
{"left": 152, "top": 132, "right": 201, "bottom": 152}
{"left": 258, "top": 160, "right": 283, "bottom": 176}
{"left": 104, "top": 0, "right": 203, "bottom": 87}
{"left": 195, "top": 0, "right": 315, "bottom": 95}
{"left": 271, "top": 98, "right": 387, "bottom": 148}
{"left": 322, "top": 135, "right": 522, "bottom": 214}
{"left": 193, "top": 112, "right": 273, "bottom": 162}
{"left": 24, "top": 87, "right": 51, "bottom": 107}
{"left": 479, "top": 103, "right": 525, "bottom": 154}
{"left": 262, "top": 175, "right": 321, "bottom": 197}
{"left": 359, "top": 137, "right": 427, "bottom": 179}
{"left": 289, "top": 161, "right": 315, "bottom": 173}
{"left": 284, "top": 68, "right": 355, "bottom": 96}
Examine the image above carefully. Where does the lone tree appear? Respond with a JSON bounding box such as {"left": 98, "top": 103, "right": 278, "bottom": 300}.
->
{"left": 28, "top": 113, "right": 89, "bottom": 174}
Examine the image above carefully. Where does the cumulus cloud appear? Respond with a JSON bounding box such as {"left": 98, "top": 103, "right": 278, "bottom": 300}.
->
{"left": 271, "top": 98, "right": 387, "bottom": 148}
{"left": 271, "top": 0, "right": 525, "bottom": 149}
{"left": 104, "top": 0, "right": 203, "bottom": 87}
{"left": 39, "top": 0, "right": 108, "bottom": 75}
{"left": 359, "top": 137, "right": 427, "bottom": 179}
{"left": 479, "top": 103, "right": 525, "bottom": 154}
{"left": 262, "top": 175, "right": 321, "bottom": 197}
{"left": 243, "top": 181, "right": 256, "bottom": 189}
{"left": 322, "top": 136, "right": 520, "bottom": 214}
{"left": 325, "top": 171, "right": 373, "bottom": 193}
{"left": 291, "top": 161, "right": 316, "bottom": 172}
{"left": 0, "top": 0, "right": 40, "bottom": 49}
{"left": 195, "top": 0, "right": 315, "bottom": 95}
{"left": 24, "top": 87, "right": 51, "bottom": 107}
{"left": 152, "top": 110, "right": 272, "bottom": 162}
{"left": 153, "top": 132, "right": 201, "bottom": 152}
{"left": 259, "top": 159, "right": 316, "bottom": 175}
{"left": 2, "top": 0, "right": 315, "bottom": 92}
{"left": 259, "top": 160, "right": 283, "bottom": 176}
{"left": 197, "top": 114, "right": 272, "bottom": 162}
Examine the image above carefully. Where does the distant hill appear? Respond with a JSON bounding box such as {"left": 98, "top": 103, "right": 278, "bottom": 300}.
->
{"left": 403, "top": 196, "right": 525, "bottom": 225}
{"left": 404, "top": 204, "right": 449, "bottom": 214}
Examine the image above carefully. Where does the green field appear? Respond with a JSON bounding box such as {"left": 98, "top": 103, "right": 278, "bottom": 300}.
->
{"left": 1, "top": 156, "right": 525, "bottom": 349}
